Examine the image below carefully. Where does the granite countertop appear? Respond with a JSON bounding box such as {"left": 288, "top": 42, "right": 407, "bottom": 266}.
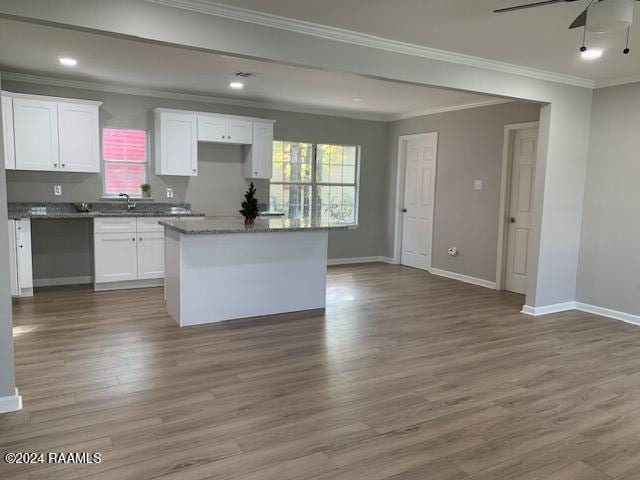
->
{"left": 160, "top": 217, "right": 357, "bottom": 235}
{"left": 7, "top": 202, "right": 205, "bottom": 220}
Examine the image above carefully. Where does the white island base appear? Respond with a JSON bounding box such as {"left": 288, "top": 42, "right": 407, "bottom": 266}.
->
{"left": 164, "top": 228, "right": 329, "bottom": 326}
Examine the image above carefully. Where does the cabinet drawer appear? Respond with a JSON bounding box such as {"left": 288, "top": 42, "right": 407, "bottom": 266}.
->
{"left": 137, "top": 217, "right": 170, "bottom": 233}
{"left": 94, "top": 217, "right": 137, "bottom": 234}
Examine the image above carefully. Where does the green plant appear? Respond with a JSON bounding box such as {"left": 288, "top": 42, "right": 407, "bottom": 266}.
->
{"left": 140, "top": 183, "right": 151, "bottom": 193}
{"left": 239, "top": 182, "right": 259, "bottom": 220}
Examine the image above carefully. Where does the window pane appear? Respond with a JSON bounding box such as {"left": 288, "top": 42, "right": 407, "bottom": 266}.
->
{"left": 103, "top": 128, "right": 147, "bottom": 163}
{"left": 282, "top": 141, "right": 313, "bottom": 183}
{"left": 316, "top": 185, "right": 356, "bottom": 224}
{"left": 316, "top": 144, "right": 357, "bottom": 185}
{"left": 105, "top": 163, "right": 146, "bottom": 196}
{"left": 269, "top": 184, "right": 312, "bottom": 220}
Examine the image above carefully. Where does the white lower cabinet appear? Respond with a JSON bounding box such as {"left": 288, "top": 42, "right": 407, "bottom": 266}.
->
{"left": 8, "top": 219, "right": 33, "bottom": 297}
{"left": 137, "top": 232, "right": 165, "bottom": 280}
{"left": 94, "top": 232, "right": 139, "bottom": 283}
{"left": 94, "top": 217, "right": 169, "bottom": 288}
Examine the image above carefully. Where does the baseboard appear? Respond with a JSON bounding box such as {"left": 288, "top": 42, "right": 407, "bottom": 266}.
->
{"left": 429, "top": 268, "right": 497, "bottom": 290}
{"left": 0, "top": 388, "right": 22, "bottom": 414}
{"left": 328, "top": 256, "right": 395, "bottom": 266}
{"left": 521, "top": 302, "right": 576, "bottom": 316}
{"left": 94, "top": 278, "right": 163, "bottom": 291}
{"left": 575, "top": 302, "right": 640, "bottom": 326}
{"left": 33, "top": 276, "right": 92, "bottom": 287}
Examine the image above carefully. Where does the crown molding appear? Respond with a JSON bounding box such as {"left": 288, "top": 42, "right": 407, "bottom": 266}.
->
{"left": 0, "top": 71, "right": 392, "bottom": 122}
{"left": 595, "top": 74, "right": 640, "bottom": 89}
{"left": 146, "top": 0, "right": 596, "bottom": 89}
{"left": 389, "top": 98, "right": 515, "bottom": 121}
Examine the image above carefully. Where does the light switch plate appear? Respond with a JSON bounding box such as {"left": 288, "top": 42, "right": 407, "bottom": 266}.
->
{"left": 166, "top": 187, "right": 174, "bottom": 198}
{"left": 54, "top": 185, "right": 62, "bottom": 196}
{"left": 473, "top": 180, "right": 483, "bottom": 191}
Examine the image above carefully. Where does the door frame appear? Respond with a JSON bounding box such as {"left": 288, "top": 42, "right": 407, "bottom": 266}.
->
{"left": 392, "top": 132, "right": 439, "bottom": 266}
{"left": 496, "top": 121, "right": 539, "bottom": 291}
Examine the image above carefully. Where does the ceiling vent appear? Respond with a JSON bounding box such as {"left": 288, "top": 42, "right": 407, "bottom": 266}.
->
{"left": 234, "top": 72, "right": 255, "bottom": 78}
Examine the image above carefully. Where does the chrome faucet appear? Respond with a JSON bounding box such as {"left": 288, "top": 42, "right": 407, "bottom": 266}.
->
{"left": 119, "top": 193, "right": 136, "bottom": 211}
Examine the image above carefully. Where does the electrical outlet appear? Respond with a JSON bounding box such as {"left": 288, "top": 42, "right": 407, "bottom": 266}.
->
{"left": 54, "top": 185, "right": 62, "bottom": 196}
{"left": 166, "top": 188, "right": 174, "bottom": 198}
{"left": 473, "top": 180, "right": 483, "bottom": 191}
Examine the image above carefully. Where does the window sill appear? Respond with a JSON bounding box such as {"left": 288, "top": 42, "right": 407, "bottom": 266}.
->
{"left": 100, "top": 196, "right": 156, "bottom": 201}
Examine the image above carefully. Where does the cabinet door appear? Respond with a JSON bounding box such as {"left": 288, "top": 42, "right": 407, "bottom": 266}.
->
{"left": 226, "top": 118, "right": 253, "bottom": 144}
{"left": 156, "top": 111, "right": 197, "bottom": 176}
{"left": 137, "top": 232, "right": 165, "bottom": 280}
{"left": 58, "top": 102, "right": 100, "bottom": 173}
{"left": 7, "top": 220, "right": 18, "bottom": 296}
{"left": 2, "top": 96, "right": 15, "bottom": 170}
{"left": 15, "top": 219, "right": 33, "bottom": 291}
{"left": 94, "top": 233, "right": 138, "bottom": 283}
{"left": 197, "top": 114, "right": 227, "bottom": 143}
{"left": 13, "top": 97, "right": 59, "bottom": 171}
{"left": 245, "top": 122, "right": 274, "bottom": 179}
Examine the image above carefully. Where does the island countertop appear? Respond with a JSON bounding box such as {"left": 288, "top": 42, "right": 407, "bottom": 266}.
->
{"left": 160, "top": 217, "right": 356, "bottom": 235}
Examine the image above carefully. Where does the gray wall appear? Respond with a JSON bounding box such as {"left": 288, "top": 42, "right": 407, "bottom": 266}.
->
{"left": 0, "top": 73, "right": 17, "bottom": 399}
{"left": 387, "top": 102, "right": 541, "bottom": 283}
{"left": 577, "top": 82, "right": 640, "bottom": 315}
{"left": 3, "top": 81, "right": 390, "bottom": 266}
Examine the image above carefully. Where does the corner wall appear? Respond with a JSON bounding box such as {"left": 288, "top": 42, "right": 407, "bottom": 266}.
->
{"left": 387, "top": 101, "right": 541, "bottom": 284}
{"left": 577, "top": 82, "right": 640, "bottom": 316}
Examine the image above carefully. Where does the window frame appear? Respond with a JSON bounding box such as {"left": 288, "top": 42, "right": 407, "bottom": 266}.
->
{"left": 102, "top": 126, "right": 150, "bottom": 199}
{"left": 270, "top": 140, "right": 361, "bottom": 224}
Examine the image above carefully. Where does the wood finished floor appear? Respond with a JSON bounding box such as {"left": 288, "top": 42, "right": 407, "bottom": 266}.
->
{"left": 1, "top": 264, "right": 639, "bottom": 480}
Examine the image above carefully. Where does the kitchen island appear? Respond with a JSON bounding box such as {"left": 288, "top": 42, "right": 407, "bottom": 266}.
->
{"left": 160, "top": 218, "right": 353, "bottom": 326}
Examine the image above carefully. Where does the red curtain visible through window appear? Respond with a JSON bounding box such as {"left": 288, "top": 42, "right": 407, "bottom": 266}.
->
{"left": 103, "top": 128, "right": 147, "bottom": 196}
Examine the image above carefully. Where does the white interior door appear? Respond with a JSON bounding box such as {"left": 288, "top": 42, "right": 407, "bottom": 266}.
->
{"left": 505, "top": 128, "right": 538, "bottom": 294}
{"left": 400, "top": 133, "right": 438, "bottom": 271}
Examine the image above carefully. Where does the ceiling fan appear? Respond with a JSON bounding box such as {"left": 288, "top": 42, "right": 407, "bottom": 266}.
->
{"left": 494, "top": 0, "right": 636, "bottom": 55}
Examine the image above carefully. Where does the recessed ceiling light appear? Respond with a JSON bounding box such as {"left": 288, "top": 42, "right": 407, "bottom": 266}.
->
{"left": 581, "top": 48, "right": 603, "bottom": 60}
{"left": 229, "top": 81, "right": 244, "bottom": 90}
{"left": 59, "top": 57, "right": 77, "bottom": 67}
{"left": 352, "top": 98, "right": 363, "bottom": 102}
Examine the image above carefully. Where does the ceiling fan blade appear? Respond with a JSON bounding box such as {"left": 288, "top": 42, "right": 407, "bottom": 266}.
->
{"left": 494, "top": 0, "right": 578, "bottom": 14}
{"left": 569, "top": 8, "right": 588, "bottom": 29}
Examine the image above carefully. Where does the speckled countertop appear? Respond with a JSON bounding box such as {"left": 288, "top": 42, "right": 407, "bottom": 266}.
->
{"left": 7, "top": 202, "right": 204, "bottom": 219}
{"left": 160, "top": 218, "right": 356, "bottom": 235}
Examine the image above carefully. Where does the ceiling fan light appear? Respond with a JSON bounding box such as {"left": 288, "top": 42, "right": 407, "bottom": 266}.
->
{"left": 586, "top": 0, "right": 634, "bottom": 33}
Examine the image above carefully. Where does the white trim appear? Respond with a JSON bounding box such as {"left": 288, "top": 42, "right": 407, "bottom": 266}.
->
{"left": 94, "top": 278, "right": 163, "bottom": 291}
{"left": 33, "top": 276, "right": 92, "bottom": 287}
{"left": 392, "top": 132, "right": 439, "bottom": 266}
{"left": 1, "top": 71, "right": 389, "bottom": 122}
{"left": 0, "top": 388, "right": 22, "bottom": 414}
{"left": 146, "top": 0, "right": 595, "bottom": 89}
{"left": 595, "top": 75, "right": 640, "bottom": 89}
{"left": 575, "top": 302, "right": 640, "bottom": 327}
{"left": 390, "top": 98, "right": 515, "bottom": 121}
{"left": 1, "top": 90, "right": 102, "bottom": 106}
{"left": 496, "top": 122, "right": 540, "bottom": 291}
{"left": 521, "top": 301, "right": 576, "bottom": 316}
{"left": 328, "top": 256, "right": 394, "bottom": 266}
{"left": 429, "top": 268, "right": 497, "bottom": 290}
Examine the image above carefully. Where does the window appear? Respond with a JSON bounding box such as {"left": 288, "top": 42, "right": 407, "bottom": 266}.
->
{"left": 103, "top": 128, "right": 148, "bottom": 197}
{"left": 270, "top": 141, "right": 359, "bottom": 224}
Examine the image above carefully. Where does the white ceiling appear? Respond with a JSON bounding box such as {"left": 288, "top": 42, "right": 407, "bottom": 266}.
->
{"left": 213, "top": 0, "right": 640, "bottom": 86}
{"left": 0, "top": 18, "right": 508, "bottom": 121}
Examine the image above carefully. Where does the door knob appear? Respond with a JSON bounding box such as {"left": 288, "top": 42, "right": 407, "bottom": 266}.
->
{"left": 510, "top": 217, "right": 516, "bottom": 223}
{"left": 402, "top": 208, "right": 407, "bottom": 213}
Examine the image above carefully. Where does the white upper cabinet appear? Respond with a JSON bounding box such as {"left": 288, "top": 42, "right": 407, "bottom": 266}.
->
{"left": 156, "top": 108, "right": 274, "bottom": 178}
{"left": 58, "top": 101, "right": 100, "bottom": 173}
{"left": 6, "top": 92, "right": 101, "bottom": 173}
{"left": 2, "top": 95, "right": 15, "bottom": 170}
{"left": 197, "top": 114, "right": 226, "bottom": 143}
{"left": 13, "top": 97, "right": 59, "bottom": 171}
{"left": 245, "top": 122, "right": 274, "bottom": 179}
{"left": 155, "top": 109, "right": 198, "bottom": 176}
{"left": 198, "top": 114, "right": 253, "bottom": 144}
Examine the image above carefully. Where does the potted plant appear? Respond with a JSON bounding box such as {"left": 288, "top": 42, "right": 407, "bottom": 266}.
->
{"left": 239, "top": 182, "right": 259, "bottom": 226}
{"left": 140, "top": 183, "right": 151, "bottom": 198}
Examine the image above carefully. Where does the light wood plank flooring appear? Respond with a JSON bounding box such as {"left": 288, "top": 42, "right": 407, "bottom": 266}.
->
{"left": 1, "top": 263, "right": 639, "bottom": 479}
